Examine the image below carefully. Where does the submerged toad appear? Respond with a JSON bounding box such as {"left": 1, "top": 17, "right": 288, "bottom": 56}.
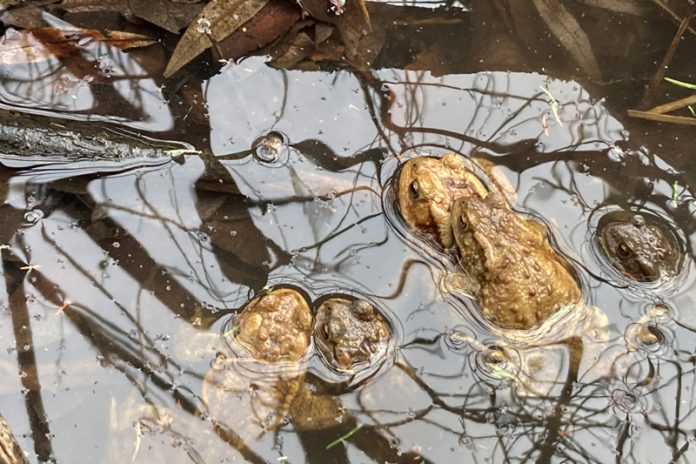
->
{"left": 314, "top": 298, "right": 391, "bottom": 371}
{"left": 450, "top": 193, "right": 581, "bottom": 330}
{"left": 597, "top": 211, "right": 681, "bottom": 282}
{"left": 202, "top": 288, "right": 346, "bottom": 439}
{"left": 397, "top": 153, "right": 488, "bottom": 248}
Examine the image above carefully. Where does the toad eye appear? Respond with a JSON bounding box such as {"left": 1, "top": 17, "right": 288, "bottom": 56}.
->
{"left": 617, "top": 241, "right": 632, "bottom": 258}
{"left": 408, "top": 181, "right": 420, "bottom": 200}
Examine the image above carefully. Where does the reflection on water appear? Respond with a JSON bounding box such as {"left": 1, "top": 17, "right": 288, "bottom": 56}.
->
{"left": 0, "top": 36, "right": 695, "bottom": 464}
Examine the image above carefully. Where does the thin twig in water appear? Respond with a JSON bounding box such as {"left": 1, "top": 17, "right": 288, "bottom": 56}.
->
{"left": 643, "top": 12, "right": 694, "bottom": 104}
{"left": 650, "top": 0, "right": 696, "bottom": 37}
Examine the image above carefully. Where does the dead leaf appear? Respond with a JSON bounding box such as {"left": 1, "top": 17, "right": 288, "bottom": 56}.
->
{"left": 163, "top": 0, "right": 270, "bottom": 77}
{"left": 58, "top": 0, "right": 130, "bottom": 14}
{"left": 269, "top": 31, "right": 314, "bottom": 68}
{"left": 217, "top": 0, "right": 301, "bottom": 61}
{"left": 0, "top": 27, "right": 156, "bottom": 65}
{"left": 335, "top": 0, "right": 384, "bottom": 68}
{"left": 530, "top": 0, "right": 601, "bottom": 80}
{"left": 129, "top": 0, "right": 203, "bottom": 34}
{"left": 0, "top": 5, "right": 46, "bottom": 29}
{"left": 315, "top": 23, "right": 335, "bottom": 44}
{"left": 579, "top": 0, "right": 646, "bottom": 15}
{"left": 0, "top": 0, "right": 22, "bottom": 12}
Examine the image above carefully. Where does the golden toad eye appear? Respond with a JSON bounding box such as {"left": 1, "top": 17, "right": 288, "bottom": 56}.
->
{"left": 617, "top": 241, "right": 632, "bottom": 258}
{"left": 409, "top": 181, "right": 420, "bottom": 200}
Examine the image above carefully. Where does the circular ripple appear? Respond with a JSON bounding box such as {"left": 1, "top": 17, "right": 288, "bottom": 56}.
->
{"left": 443, "top": 326, "right": 477, "bottom": 352}
{"left": 608, "top": 385, "right": 648, "bottom": 417}
{"left": 645, "top": 302, "right": 675, "bottom": 325}
{"left": 252, "top": 131, "right": 289, "bottom": 165}
{"left": 624, "top": 322, "right": 673, "bottom": 357}
{"left": 468, "top": 343, "right": 521, "bottom": 387}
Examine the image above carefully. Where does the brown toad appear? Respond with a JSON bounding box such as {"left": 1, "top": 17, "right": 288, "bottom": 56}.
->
{"left": 597, "top": 211, "right": 681, "bottom": 282}
{"left": 202, "top": 288, "right": 345, "bottom": 440}
{"left": 397, "top": 153, "right": 488, "bottom": 248}
{"left": 234, "top": 287, "right": 312, "bottom": 362}
{"left": 450, "top": 193, "right": 581, "bottom": 330}
{"left": 314, "top": 298, "right": 391, "bottom": 371}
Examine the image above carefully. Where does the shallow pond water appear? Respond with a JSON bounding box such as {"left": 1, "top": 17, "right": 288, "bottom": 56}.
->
{"left": 0, "top": 3, "right": 695, "bottom": 463}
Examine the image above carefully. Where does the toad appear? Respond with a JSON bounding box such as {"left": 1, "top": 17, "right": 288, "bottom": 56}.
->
{"left": 202, "top": 288, "right": 346, "bottom": 439}
{"left": 450, "top": 193, "right": 581, "bottom": 330}
{"left": 234, "top": 287, "right": 312, "bottom": 363}
{"left": 397, "top": 153, "right": 488, "bottom": 248}
{"left": 597, "top": 211, "right": 681, "bottom": 282}
{"left": 314, "top": 298, "right": 391, "bottom": 371}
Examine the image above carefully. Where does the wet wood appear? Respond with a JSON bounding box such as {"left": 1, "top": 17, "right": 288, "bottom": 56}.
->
{"left": 0, "top": 109, "right": 188, "bottom": 164}
{"left": 648, "top": 94, "right": 696, "bottom": 114}
{"left": 643, "top": 12, "right": 693, "bottom": 105}
{"left": 650, "top": 0, "right": 696, "bottom": 37}
{"left": 627, "top": 109, "right": 696, "bottom": 126}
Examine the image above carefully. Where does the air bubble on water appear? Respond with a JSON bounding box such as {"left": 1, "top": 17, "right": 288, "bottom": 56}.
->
{"left": 112, "top": 241, "right": 120, "bottom": 248}
{"left": 196, "top": 18, "right": 212, "bottom": 35}
{"left": 229, "top": 230, "right": 237, "bottom": 237}
{"left": 24, "top": 209, "right": 43, "bottom": 223}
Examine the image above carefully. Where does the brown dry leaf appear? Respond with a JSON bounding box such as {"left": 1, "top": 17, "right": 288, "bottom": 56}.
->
{"left": 129, "top": 0, "right": 203, "bottom": 34}
{"left": 268, "top": 31, "right": 314, "bottom": 68}
{"left": 335, "top": 0, "right": 384, "bottom": 68}
{"left": 217, "top": 0, "right": 301, "bottom": 61}
{"left": 0, "top": 27, "right": 156, "bottom": 65}
{"left": 531, "top": 0, "right": 601, "bottom": 80}
{"left": 58, "top": 0, "right": 130, "bottom": 13}
{"left": 163, "top": 0, "right": 270, "bottom": 77}
{"left": 0, "top": 5, "right": 46, "bottom": 29}
{"left": 0, "top": 0, "right": 22, "bottom": 12}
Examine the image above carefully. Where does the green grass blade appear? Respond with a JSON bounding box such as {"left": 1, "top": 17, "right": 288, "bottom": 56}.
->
{"left": 326, "top": 423, "right": 364, "bottom": 450}
{"left": 664, "top": 77, "right": 696, "bottom": 90}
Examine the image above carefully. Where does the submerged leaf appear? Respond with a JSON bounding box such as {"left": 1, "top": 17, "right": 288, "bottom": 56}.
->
{"left": 217, "top": 0, "right": 301, "bottom": 61}
{"left": 0, "top": 27, "right": 156, "bottom": 65}
{"left": 530, "top": 0, "right": 601, "bottom": 80}
{"left": 335, "top": 0, "right": 384, "bottom": 68}
{"left": 164, "top": 0, "right": 270, "bottom": 77}
{"left": 268, "top": 30, "right": 314, "bottom": 68}
{"left": 129, "top": 0, "right": 203, "bottom": 34}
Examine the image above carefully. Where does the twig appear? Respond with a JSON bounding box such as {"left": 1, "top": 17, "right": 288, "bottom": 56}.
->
{"left": 642, "top": 12, "right": 694, "bottom": 105}
{"left": 648, "top": 94, "right": 696, "bottom": 114}
{"left": 650, "top": 0, "right": 696, "bottom": 37}
{"left": 627, "top": 109, "right": 696, "bottom": 126}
